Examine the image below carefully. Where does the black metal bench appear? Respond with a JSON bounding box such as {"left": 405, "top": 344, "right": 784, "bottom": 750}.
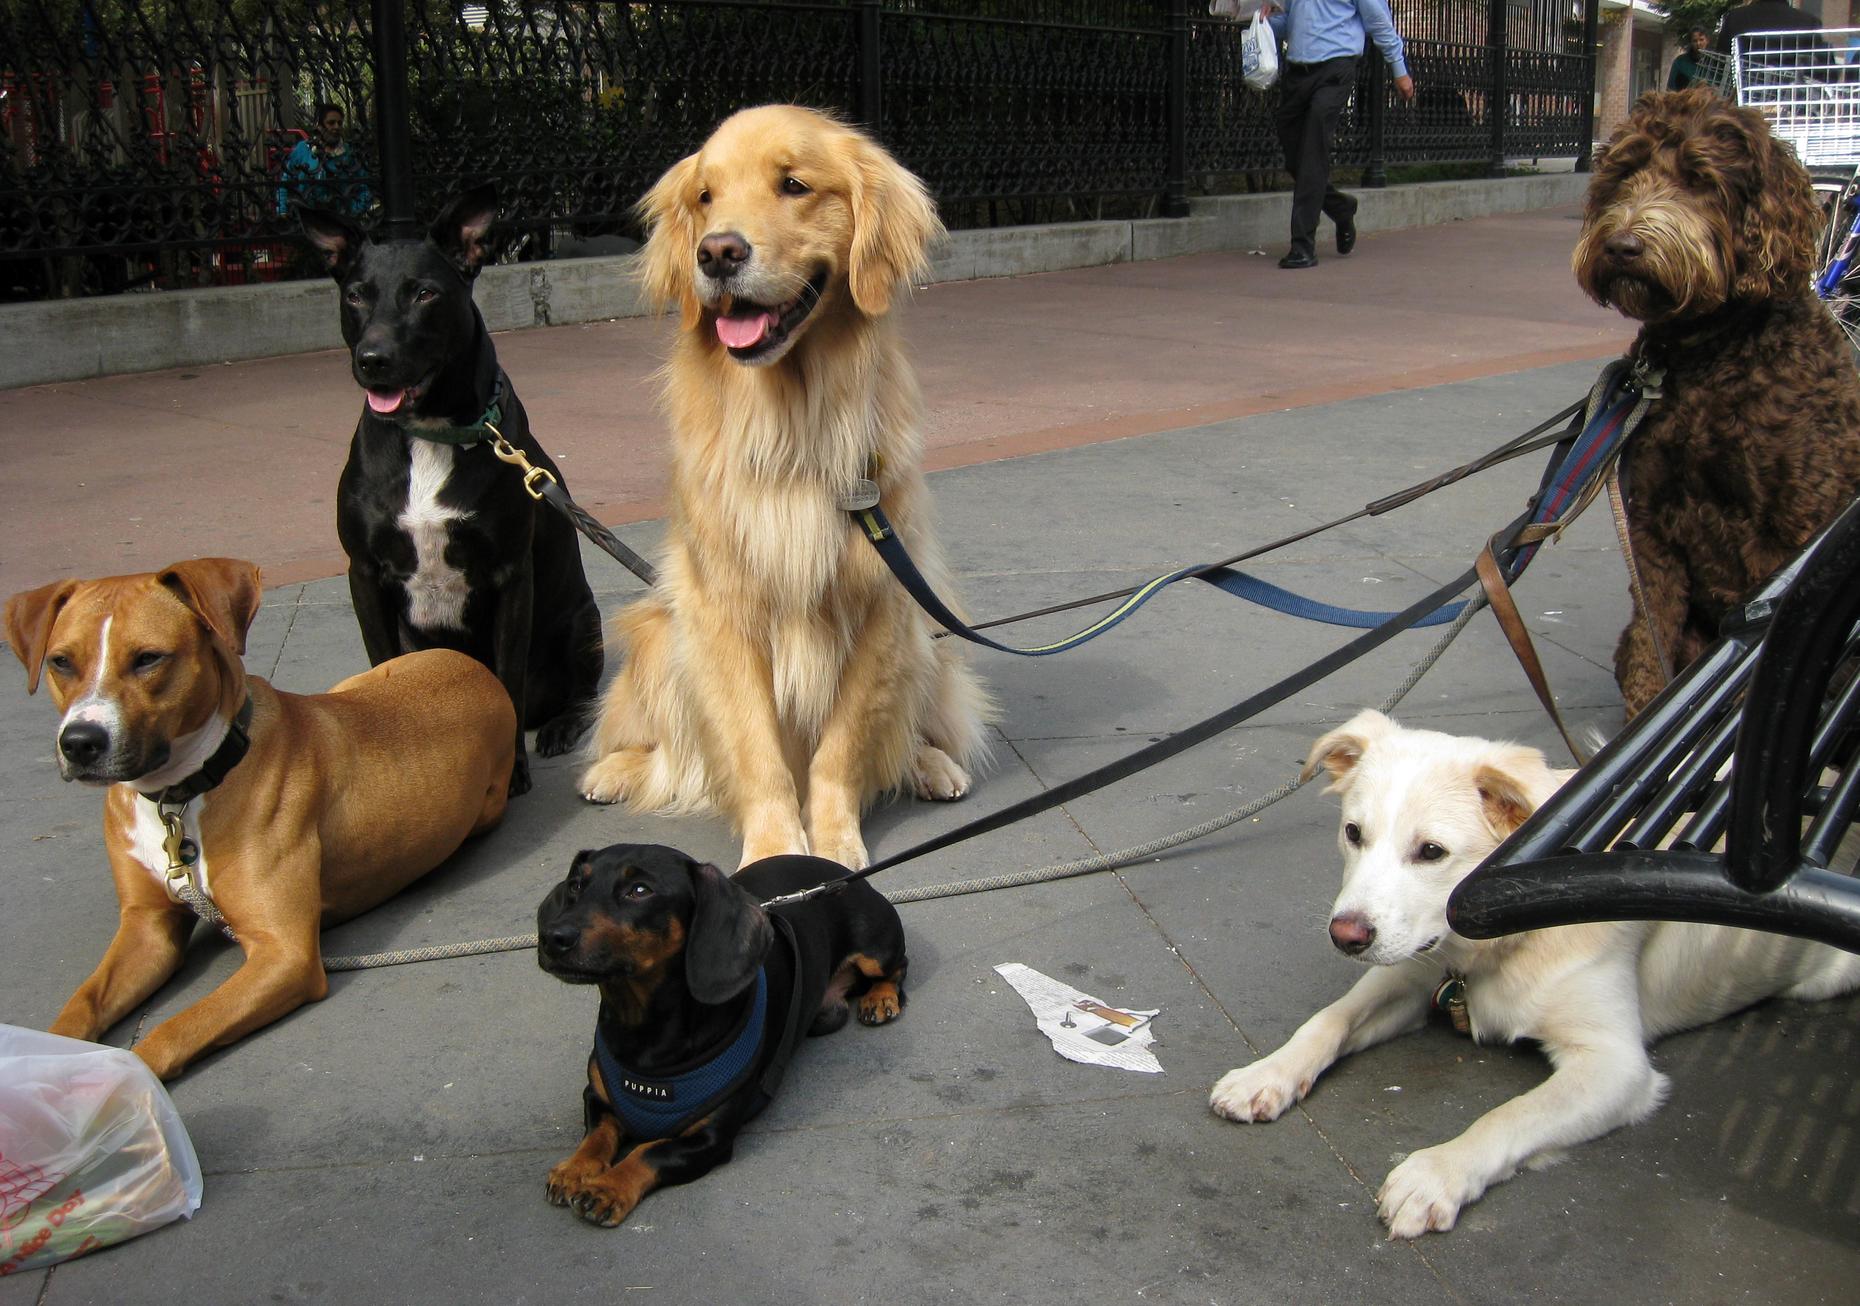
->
{"left": 1450, "top": 496, "right": 1860, "bottom": 955}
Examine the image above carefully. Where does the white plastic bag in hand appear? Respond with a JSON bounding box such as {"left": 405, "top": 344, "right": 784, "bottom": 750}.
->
{"left": 1242, "top": 10, "right": 1281, "bottom": 92}
{"left": 0, "top": 1026, "right": 201, "bottom": 1276}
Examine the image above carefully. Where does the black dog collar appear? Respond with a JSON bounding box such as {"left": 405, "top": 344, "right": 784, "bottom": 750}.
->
{"left": 398, "top": 373, "right": 506, "bottom": 447}
{"left": 152, "top": 694, "right": 255, "bottom": 807}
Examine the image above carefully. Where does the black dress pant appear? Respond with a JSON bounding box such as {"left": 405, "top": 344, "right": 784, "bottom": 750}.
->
{"left": 1274, "top": 55, "right": 1359, "bottom": 254}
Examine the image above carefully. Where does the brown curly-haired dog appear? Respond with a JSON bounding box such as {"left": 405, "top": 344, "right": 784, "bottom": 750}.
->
{"left": 1575, "top": 87, "right": 1860, "bottom": 716}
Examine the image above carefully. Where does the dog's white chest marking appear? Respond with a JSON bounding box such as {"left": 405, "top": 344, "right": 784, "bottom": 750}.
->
{"left": 124, "top": 794, "right": 211, "bottom": 902}
{"left": 398, "top": 442, "right": 471, "bottom": 631}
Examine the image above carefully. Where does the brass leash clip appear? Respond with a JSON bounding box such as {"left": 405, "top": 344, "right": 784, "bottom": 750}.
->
{"left": 485, "top": 422, "right": 560, "bottom": 503}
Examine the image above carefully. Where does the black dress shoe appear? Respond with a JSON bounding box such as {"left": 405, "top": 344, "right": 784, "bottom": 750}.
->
{"left": 1336, "top": 208, "right": 1358, "bottom": 256}
{"left": 1279, "top": 249, "right": 1318, "bottom": 269}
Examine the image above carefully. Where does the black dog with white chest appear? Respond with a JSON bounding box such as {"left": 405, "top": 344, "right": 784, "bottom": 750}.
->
{"left": 300, "top": 186, "right": 601, "bottom": 795}
{"left": 536, "top": 844, "right": 909, "bottom": 1226}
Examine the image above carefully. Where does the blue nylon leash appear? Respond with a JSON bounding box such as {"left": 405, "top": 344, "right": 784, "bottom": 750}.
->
{"left": 853, "top": 357, "right": 1647, "bottom": 655}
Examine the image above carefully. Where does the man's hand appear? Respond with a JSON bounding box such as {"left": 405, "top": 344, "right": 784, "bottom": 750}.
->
{"left": 1257, "top": 1, "right": 1280, "bottom": 15}
{"left": 1394, "top": 74, "right": 1416, "bottom": 102}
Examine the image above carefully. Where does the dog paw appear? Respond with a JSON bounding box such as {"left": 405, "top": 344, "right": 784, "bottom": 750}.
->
{"left": 545, "top": 1155, "right": 603, "bottom": 1208}
{"left": 809, "top": 832, "right": 869, "bottom": 871}
{"left": 579, "top": 753, "right": 639, "bottom": 805}
{"left": 508, "top": 754, "right": 533, "bottom": 798}
{"left": 535, "top": 712, "right": 591, "bottom": 758}
{"left": 912, "top": 746, "right": 971, "bottom": 802}
{"left": 1209, "top": 1059, "right": 1311, "bottom": 1123}
{"left": 546, "top": 1161, "right": 641, "bottom": 1228}
{"left": 856, "top": 982, "right": 904, "bottom": 1025}
{"left": 1377, "top": 1147, "right": 1481, "bottom": 1239}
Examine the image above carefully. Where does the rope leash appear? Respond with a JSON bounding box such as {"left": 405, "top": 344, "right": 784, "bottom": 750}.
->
{"left": 316, "top": 592, "right": 1488, "bottom": 971}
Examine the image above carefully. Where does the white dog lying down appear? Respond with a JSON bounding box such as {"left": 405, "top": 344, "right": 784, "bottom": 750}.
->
{"left": 1210, "top": 709, "right": 1860, "bottom": 1239}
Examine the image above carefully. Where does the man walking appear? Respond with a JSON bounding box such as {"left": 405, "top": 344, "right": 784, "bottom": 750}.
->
{"left": 1262, "top": 0, "right": 1415, "bottom": 269}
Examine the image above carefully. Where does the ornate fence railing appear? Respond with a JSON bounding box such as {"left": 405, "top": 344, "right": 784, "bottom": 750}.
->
{"left": 0, "top": 0, "right": 1592, "bottom": 299}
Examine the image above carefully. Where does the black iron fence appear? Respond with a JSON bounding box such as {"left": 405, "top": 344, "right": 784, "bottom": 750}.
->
{"left": 0, "top": 0, "right": 1593, "bottom": 299}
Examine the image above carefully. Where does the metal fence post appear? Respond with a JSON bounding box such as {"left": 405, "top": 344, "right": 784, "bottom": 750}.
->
{"left": 1487, "top": 0, "right": 1508, "bottom": 177}
{"left": 1576, "top": 0, "right": 1599, "bottom": 171}
{"left": 1163, "top": 0, "right": 1190, "bottom": 217}
{"left": 858, "top": 0, "right": 884, "bottom": 132}
{"left": 370, "top": 0, "right": 417, "bottom": 236}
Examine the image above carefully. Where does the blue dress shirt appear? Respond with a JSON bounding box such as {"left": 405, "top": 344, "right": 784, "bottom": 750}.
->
{"left": 1273, "top": 0, "right": 1409, "bottom": 77}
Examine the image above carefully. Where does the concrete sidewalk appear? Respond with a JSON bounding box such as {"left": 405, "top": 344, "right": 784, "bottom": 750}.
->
{"left": 3, "top": 208, "right": 1855, "bottom": 1305}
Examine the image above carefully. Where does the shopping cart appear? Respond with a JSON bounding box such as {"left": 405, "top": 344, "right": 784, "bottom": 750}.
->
{"left": 1728, "top": 29, "right": 1860, "bottom": 348}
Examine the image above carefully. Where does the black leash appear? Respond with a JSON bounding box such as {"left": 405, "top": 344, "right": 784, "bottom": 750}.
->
{"left": 761, "top": 370, "right": 1638, "bottom": 909}
{"left": 482, "top": 424, "right": 658, "bottom": 586}
{"left": 757, "top": 522, "right": 1520, "bottom": 910}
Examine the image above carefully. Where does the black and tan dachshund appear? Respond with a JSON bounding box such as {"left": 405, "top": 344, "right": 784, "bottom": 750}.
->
{"left": 536, "top": 843, "right": 908, "bottom": 1226}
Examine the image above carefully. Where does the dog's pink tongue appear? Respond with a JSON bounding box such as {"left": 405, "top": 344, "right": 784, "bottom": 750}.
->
{"left": 366, "top": 388, "right": 407, "bottom": 414}
{"left": 716, "top": 310, "right": 774, "bottom": 350}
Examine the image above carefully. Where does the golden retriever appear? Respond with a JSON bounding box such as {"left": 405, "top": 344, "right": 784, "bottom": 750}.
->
{"left": 580, "top": 105, "right": 993, "bottom": 869}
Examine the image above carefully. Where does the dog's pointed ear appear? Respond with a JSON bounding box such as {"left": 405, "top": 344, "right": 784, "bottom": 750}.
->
{"left": 636, "top": 152, "right": 703, "bottom": 331}
{"left": 430, "top": 183, "right": 500, "bottom": 279}
{"left": 847, "top": 129, "right": 944, "bottom": 318}
{"left": 1473, "top": 745, "right": 1553, "bottom": 839}
{"left": 684, "top": 861, "right": 774, "bottom": 1004}
{"left": 299, "top": 206, "right": 365, "bottom": 279}
{"left": 157, "top": 559, "right": 263, "bottom": 659}
{"left": 1301, "top": 709, "right": 1394, "bottom": 789}
{"left": 5, "top": 579, "right": 79, "bottom": 695}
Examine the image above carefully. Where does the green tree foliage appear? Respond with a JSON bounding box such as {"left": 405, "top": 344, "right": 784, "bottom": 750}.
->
{"left": 1653, "top": 0, "right": 1733, "bottom": 39}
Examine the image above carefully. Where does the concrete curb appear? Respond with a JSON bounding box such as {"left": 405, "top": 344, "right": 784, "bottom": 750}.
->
{"left": 2, "top": 171, "right": 1589, "bottom": 388}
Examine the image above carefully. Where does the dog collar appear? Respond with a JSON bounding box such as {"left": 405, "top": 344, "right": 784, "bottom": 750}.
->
{"left": 399, "top": 375, "right": 506, "bottom": 447}
{"left": 593, "top": 968, "right": 770, "bottom": 1141}
{"left": 152, "top": 694, "right": 255, "bottom": 807}
{"left": 1431, "top": 973, "right": 1471, "bottom": 1037}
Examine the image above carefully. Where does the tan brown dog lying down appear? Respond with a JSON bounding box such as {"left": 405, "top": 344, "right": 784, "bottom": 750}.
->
{"left": 4, "top": 558, "right": 516, "bottom": 1079}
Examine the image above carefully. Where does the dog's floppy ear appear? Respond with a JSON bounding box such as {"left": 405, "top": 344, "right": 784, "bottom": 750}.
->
{"left": 1472, "top": 745, "right": 1553, "bottom": 839}
{"left": 847, "top": 131, "right": 944, "bottom": 318}
{"left": 1300, "top": 709, "right": 1394, "bottom": 789}
{"left": 636, "top": 152, "right": 703, "bottom": 331}
{"left": 4, "top": 578, "right": 79, "bottom": 695}
{"left": 684, "top": 861, "right": 775, "bottom": 1004}
{"left": 430, "top": 183, "right": 500, "bottom": 279}
{"left": 1734, "top": 122, "right": 1821, "bottom": 299}
{"left": 299, "top": 206, "right": 365, "bottom": 279}
{"left": 157, "top": 559, "right": 263, "bottom": 660}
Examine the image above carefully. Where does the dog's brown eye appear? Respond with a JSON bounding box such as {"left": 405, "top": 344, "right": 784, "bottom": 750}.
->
{"left": 131, "top": 650, "right": 167, "bottom": 673}
{"left": 1343, "top": 822, "right": 1362, "bottom": 846}
{"left": 414, "top": 286, "right": 437, "bottom": 304}
{"left": 781, "top": 176, "right": 810, "bottom": 197}
{"left": 622, "top": 881, "right": 652, "bottom": 900}
{"left": 698, "top": 188, "right": 711, "bottom": 206}
{"left": 45, "top": 653, "right": 76, "bottom": 677}
{"left": 1417, "top": 842, "right": 1446, "bottom": 862}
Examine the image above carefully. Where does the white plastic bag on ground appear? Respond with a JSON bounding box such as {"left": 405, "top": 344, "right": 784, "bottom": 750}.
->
{"left": 1242, "top": 10, "right": 1280, "bottom": 92}
{"left": 0, "top": 1026, "right": 201, "bottom": 1276}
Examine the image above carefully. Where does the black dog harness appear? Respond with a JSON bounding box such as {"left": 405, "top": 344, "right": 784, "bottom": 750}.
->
{"left": 586, "top": 917, "right": 809, "bottom": 1140}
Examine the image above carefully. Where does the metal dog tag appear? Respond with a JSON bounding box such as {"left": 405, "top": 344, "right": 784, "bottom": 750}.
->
{"left": 836, "top": 478, "right": 880, "bottom": 512}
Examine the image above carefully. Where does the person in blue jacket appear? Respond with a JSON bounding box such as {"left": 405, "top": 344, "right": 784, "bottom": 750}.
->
{"left": 276, "top": 103, "right": 372, "bottom": 217}
{"left": 1260, "top": 0, "right": 1415, "bottom": 269}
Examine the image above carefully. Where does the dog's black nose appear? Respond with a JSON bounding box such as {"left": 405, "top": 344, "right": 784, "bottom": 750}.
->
{"left": 58, "top": 721, "right": 109, "bottom": 767}
{"left": 354, "top": 345, "right": 391, "bottom": 381}
{"left": 1604, "top": 231, "right": 1644, "bottom": 262}
{"left": 697, "top": 232, "right": 751, "bottom": 279}
{"left": 1328, "top": 913, "right": 1376, "bottom": 955}
{"left": 541, "top": 922, "right": 581, "bottom": 955}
